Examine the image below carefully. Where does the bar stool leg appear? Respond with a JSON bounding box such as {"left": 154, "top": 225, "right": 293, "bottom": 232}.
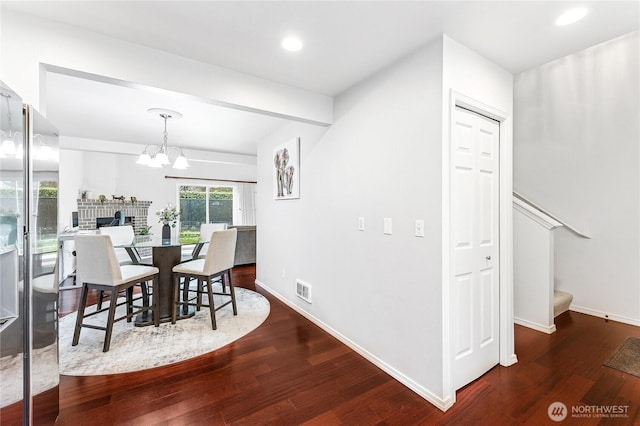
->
{"left": 205, "top": 277, "right": 217, "bottom": 330}
{"left": 152, "top": 276, "right": 160, "bottom": 327}
{"left": 227, "top": 270, "right": 237, "bottom": 316}
{"left": 72, "top": 283, "right": 89, "bottom": 346}
{"left": 103, "top": 288, "right": 119, "bottom": 352}
{"left": 171, "top": 274, "right": 180, "bottom": 324}
{"left": 126, "top": 287, "right": 133, "bottom": 322}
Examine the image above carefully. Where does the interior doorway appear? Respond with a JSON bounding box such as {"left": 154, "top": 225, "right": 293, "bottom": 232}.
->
{"left": 451, "top": 106, "right": 501, "bottom": 389}
{"left": 443, "top": 91, "right": 516, "bottom": 407}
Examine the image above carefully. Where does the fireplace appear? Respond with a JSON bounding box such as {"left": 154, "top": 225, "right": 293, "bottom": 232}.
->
{"left": 96, "top": 216, "right": 134, "bottom": 228}
{"left": 76, "top": 199, "right": 152, "bottom": 235}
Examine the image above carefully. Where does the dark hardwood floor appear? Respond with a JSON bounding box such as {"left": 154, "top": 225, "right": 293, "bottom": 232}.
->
{"left": 2, "top": 265, "right": 639, "bottom": 425}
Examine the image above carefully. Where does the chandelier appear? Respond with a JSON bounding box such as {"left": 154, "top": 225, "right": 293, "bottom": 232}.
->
{"left": 137, "top": 108, "right": 189, "bottom": 169}
{"left": 0, "top": 92, "right": 57, "bottom": 161}
{"left": 0, "top": 92, "right": 23, "bottom": 159}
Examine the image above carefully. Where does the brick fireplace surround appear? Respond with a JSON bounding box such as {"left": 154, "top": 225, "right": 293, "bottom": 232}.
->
{"left": 76, "top": 199, "right": 152, "bottom": 233}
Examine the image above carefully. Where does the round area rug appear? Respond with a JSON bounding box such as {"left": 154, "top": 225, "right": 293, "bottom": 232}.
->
{"left": 59, "top": 285, "right": 269, "bottom": 376}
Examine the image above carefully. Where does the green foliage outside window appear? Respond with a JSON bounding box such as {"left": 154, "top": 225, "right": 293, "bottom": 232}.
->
{"left": 178, "top": 186, "right": 233, "bottom": 241}
{"left": 0, "top": 181, "right": 59, "bottom": 253}
{"left": 0, "top": 183, "right": 58, "bottom": 197}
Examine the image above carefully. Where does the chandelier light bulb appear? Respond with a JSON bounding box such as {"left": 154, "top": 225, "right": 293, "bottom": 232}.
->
{"left": 155, "top": 151, "right": 169, "bottom": 165}
{"left": 136, "top": 152, "right": 151, "bottom": 165}
{"left": 148, "top": 156, "right": 162, "bottom": 168}
{"left": 2, "top": 139, "right": 16, "bottom": 156}
{"left": 172, "top": 154, "right": 189, "bottom": 169}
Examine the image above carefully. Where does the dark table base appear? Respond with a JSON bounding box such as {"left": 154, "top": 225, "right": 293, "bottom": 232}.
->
{"left": 134, "top": 306, "right": 195, "bottom": 327}
{"left": 129, "top": 244, "right": 197, "bottom": 327}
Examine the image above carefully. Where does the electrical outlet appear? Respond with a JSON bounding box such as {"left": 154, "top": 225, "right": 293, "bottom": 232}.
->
{"left": 282, "top": 268, "right": 286, "bottom": 279}
{"left": 415, "top": 219, "right": 425, "bottom": 237}
{"left": 358, "top": 217, "right": 365, "bottom": 231}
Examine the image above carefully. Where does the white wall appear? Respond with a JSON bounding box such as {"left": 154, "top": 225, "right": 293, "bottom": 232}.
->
{"left": 256, "top": 35, "right": 515, "bottom": 410}
{"left": 0, "top": 9, "right": 332, "bottom": 125}
{"left": 257, "top": 38, "right": 447, "bottom": 406}
{"left": 514, "top": 31, "right": 640, "bottom": 325}
{"left": 58, "top": 149, "right": 83, "bottom": 231}
{"left": 442, "top": 36, "right": 514, "bottom": 115}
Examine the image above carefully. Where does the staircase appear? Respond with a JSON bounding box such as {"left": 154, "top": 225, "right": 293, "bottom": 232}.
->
{"left": 553, "top": 290, "right": 573, "bottom": 317}
{"left": 513, "top": 193, "right": 585, "bottom": 334}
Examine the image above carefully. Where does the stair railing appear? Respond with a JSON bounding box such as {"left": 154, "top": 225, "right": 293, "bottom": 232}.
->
{"left": 513, "top": 191, "right": 591, "bottom": 239}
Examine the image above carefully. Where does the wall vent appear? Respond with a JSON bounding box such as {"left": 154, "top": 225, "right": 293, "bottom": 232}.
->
{"left": 296, "top": 279, "right": 312, "bottom": 303}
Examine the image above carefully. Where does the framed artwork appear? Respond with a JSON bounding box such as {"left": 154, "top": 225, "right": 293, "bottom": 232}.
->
{"left": 273, "top": 137, "right": 300, "bottom": 200}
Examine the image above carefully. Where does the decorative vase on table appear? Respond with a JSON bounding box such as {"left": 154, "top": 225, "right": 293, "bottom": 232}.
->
{"left": 157, "top": 203, "right": 180, "bottom": 245}
{"left": 162, "top": 223, "right": 171, "bottom": 242}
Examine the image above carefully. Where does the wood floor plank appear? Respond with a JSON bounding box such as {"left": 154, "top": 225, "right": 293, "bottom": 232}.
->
{"left": 2, "top": 265, "right": 640, "bottom": 425}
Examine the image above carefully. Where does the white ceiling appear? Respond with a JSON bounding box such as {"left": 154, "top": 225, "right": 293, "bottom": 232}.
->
{"left": 44, "top": 72, "right": 290, "bottom": 156}
{"left": 3, "top": 1, "right": 639, "bottom": 156}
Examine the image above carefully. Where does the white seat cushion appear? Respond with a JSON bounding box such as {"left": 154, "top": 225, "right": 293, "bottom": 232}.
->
{"left": 32, "top": 273, "right": 57, "bottom": 294}
{"left": 173, "top": 259, "right": 205, "bottom": 275}
{"left": 113, "top": 265, "right": 159, "bottom": 286}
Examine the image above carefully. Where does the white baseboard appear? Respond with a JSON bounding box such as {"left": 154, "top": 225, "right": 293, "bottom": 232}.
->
{"left": 255, "top": 279, "right": 451, "bottom": 412}
{"left": 501, "top": 353, "right": 519, "bottom": 367}
{"left": 569, "top": 305, "right": 640, "bottom": 327}
{"left": 514, "top": 317, "right": 556, "bottom": 334}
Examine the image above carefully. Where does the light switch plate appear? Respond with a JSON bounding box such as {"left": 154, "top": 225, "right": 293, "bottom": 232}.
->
{"left": 358, "top": 217, "right": 365, "bottom": 231}
{"left": 415, "top": 219, "right": 425, "bottom": 237}
{"left": 384, "top": 218, "right": 392, "bottom": 235}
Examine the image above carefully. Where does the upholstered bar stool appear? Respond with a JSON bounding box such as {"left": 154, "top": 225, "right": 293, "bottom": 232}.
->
{"left": 98, "top": 225, "right": 136, "bottom": 264}
{"left": 97, "top": 225, "right": 149, "bottom": 309}
{"left": 190, "top": 223, "right": 228, "bottom": 260}
{"left": 172, "top": 228, "right": 237, "bottom": 330}
{"left": 73, "top": 234, "right": 160, "bottom": 352}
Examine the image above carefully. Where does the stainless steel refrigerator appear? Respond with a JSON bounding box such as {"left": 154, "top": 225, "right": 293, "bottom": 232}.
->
{"left": 0, "top": 81, "right": 60, "bottom": 425}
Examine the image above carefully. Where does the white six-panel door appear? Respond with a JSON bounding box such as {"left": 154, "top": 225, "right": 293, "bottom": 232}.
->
{"left": 452, "top": 106, "right": 500, "bottom": 390}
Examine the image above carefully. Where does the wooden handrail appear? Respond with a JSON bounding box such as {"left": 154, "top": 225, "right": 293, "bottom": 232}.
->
{"left": 513, "top": 191, "right": 591, "bottom": 239}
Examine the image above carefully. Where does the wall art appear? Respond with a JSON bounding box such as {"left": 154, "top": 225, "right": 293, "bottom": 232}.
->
{"left": 273, "top": 137, "right": 300, "bottom": 200}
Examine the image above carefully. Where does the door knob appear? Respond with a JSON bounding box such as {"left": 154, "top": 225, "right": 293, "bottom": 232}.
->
{"left": 486, "top": 256, "right": 491, "bottom": 261}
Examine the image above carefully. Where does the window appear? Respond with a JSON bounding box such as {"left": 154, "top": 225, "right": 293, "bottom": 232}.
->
{"left": 0, "top": 179, "right": 23, "bottom": 249}
{"left": 208, "top": 187, "right": 233, "bottom": 224}
{"left": 34, "top": 180, "right": 58, "bottom": 254}
{"left": 178, "top": 184, "right": 234, "bottom": 243}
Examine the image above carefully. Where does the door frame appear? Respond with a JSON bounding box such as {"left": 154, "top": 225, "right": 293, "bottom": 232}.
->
{"left": 441, "top": 90, "right": 517, "bottom": 410}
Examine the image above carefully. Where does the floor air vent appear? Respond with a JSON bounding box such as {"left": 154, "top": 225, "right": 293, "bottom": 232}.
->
{"left": 296, "top": 280, "right": 312, "bottom": 303}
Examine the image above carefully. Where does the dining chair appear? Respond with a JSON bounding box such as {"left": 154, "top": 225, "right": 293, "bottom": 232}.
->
{"left": 191, "top": 222, "right": 228, "bottom": 259}
{"left": 171, "top": 228, "right": 237, "bottom": 330}
{"left": 73, "top": 234, "right": 159, "bottom": 352}
{"left": 98, "top": 225, "right": 136, "bottom": 264}
{"left": 200, "top": 223, "right": 228, "bottom": 241}
{"left": 97, "top": 225, "right": 148, "bottom": 309}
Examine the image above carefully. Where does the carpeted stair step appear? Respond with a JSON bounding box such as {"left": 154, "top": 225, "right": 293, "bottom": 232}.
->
{"left": 554, "top": 290, "right": 573, "bottom": 317}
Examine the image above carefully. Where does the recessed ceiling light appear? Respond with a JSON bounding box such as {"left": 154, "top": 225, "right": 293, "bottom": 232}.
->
{"left": 281, "top": 36, "right": 303, "bottom": 52}
{"left": 555, "top": 8, "right": 588, "bottom": 26}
